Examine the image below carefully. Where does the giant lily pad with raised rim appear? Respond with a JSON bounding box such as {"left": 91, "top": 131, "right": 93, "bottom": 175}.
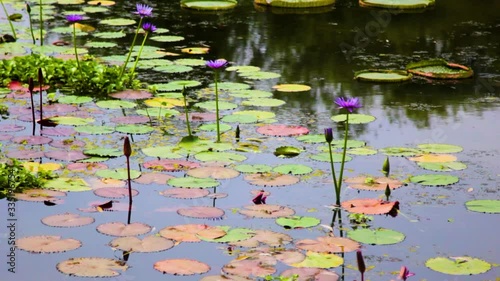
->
{"left": 406, "top": 58, "right": 473, "bottom": 79}
{"left": 181, "top": 0, "right": 238, "bottom": 10}
{"left": 255, "top": 0, "right": 335, "bottom": 8}
{"left": 359, "top": 0, "right": 435, "bottom": 9}
{"left": 354, "top": 69, "right": 413, "bottom": 82}
{"left": 425, "top": 256, "right": 491, "bottom": 275}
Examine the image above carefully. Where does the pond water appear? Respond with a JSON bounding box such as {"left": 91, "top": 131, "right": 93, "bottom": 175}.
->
{"left": 0, "top": 0, "right": 499, "bottom": 280}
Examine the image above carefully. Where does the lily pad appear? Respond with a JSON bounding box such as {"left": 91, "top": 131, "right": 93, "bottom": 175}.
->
{"left": 143, "top": 159, "right": 200, "bottom": 171}
{"left": 465, "top": 200, "right": 500, "bottom": 214}
{"left": 276, "top": 216, "right": 320, "bottom": 229}
{"left": 257, "top": 124, "right": 309, "bottom": 137}
{"left": 242, "top": 98, "right": 285, "bottom": 107}
{"left": 417, "top": 143, "right": 464, "bottom": 154}
{"left": 57, "top": 257, "right": 128, "bottom": 277}
{"left": 187, "top": 166, "right": 240, "bottom": 179}
{"left": 273, "top": 164, "right": 312, "bottom": 175}
{"left": 58, "top": 95, "right": 93, "bottom": 104}
{"left": 239, "top": 71, "right": 281, "bottom": 80}
{"left": 42, "top": 213, "right": 95, "bottom": 228}
{"left": 96, "top": 100, "right": 136, "bottom": 109}
{"left": 272, "top": 84, "right": 311, "bottom": 92}
{"left": 229, "top": 89, "right": 273, "bottom": 98}
{"left": 196, "top": 101, "right": 238, "bottom": 111}
{"left": 296, "top": 134, "right": 326, "bottom": 143}
{"left": 409, "top": 154, "right": 457, "bottom": 163}
{"left": 417, "top": 161, "right": 467, "bottom": 171}
{"left": 291, "top": 251, "right": 344, "bottom": 268}
{"left": 48, "top": 116, "right": 94, "bottom": 126}
{"left": 235, "top": 164, "right": 273, "bottom": 174}
{"left": 409, "top": 174, "right": 459, "bottom": 186}
{"left": 93, "top": 31, "right": 126, "bottom": 38}
{"left": 16, "top": 235, "right": 81, "bottom": 253}
{"left": 407, "top": 58, "right": 473, "bottom": 79}
{"left": 347, "top": 147, "right": 378, "bottom": 155}
{"left": 199, "top": 123, "right": 232, "bottom": 132}
{"left": 281, "top": 268, "right": 339, "bottom": 281}
{"left": 177, "top": 206, "right": 225, "bottom": 219}
{"left": 222, "top": 114, "right": 258, "bottom": 124}
{"left": 115, "top": 124, "right": 154, "bottom": 134}
{"left": 99, "top": 18, "right": 136, "bottom": 26}
{"left": 159, "top": 224, "right": 226, "bottom": 242}
{"left": 347, "top": 228, "right": 405, "bottom": 245}
{"left": 75, "top": 125, "right": 115, "bottom": 135}
{"left": 274, "top": 146, "right": 302, "bottom": 158}
{"left": 45, "top": 177, "right": 91, "bottom": 192}
{"left": 222, "top": 259, "right": 276, "bottom": 277}
{"left": 160, "top": 188, "right": 210, "bottom": 199}
{"left": 295, "top": 236, "right": 360, "bottom": 253}
{"left": 109, "top": 236, "right": 174, "bottom": 253}
{"left": 233, "top": 110, "right": 276, "bottom": 120}
{"left": 331, "top": 114, "right": 376, "bottom": 124}
{"left": 97, "top": 222, "right": 152, "bottom": 237}
{"left": 154, "top": 259, "right": 210, "bottom": 275}
{"left": 379, "top": 147, "right": 422, "bottom": 157}
{"left": 354, "top": 69, "right": 412, "bottom": 82}
{"left": 229, "top": 230, "right": 292, "bottom": 247}
{"left": 360, "top": 0, "right": 435, "bottom": 9}
{"left": 209, "top": 82, "right": 251, "bottom": 91}
{"left": 200, "top": 226, "right": 255, "bottom": 243}
{"left": 344, "top": 176, "right": 404, "bottom": 191}
{"left": 195, "top": 151, "right": 247, "bottom": 163}
{"left": 425, "top": 256, "right": 491, "bottom": 275}
{"left": 154, "top": 64, "right": 192, "bottom": 73}
{"left": 150, "top": 35, "right": 185, "bottom": 42}
{"left": 167, "top": 176, "right": 220, "bottom": 189}
{"left": 244, "top": 173, "right": 300, "bottom": 187}
{"left": 309, "top": 152, "right": 352, "bottom": 163}
{"left": 341, "top": 198, "right": 399, "bottom": 215}
{"left": 239, "top": 205, "right": 295, "bottom": 218}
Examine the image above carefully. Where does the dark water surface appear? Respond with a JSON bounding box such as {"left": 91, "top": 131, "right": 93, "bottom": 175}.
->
{"left": 0, "top": 0, "right": 499, "bottom": 280}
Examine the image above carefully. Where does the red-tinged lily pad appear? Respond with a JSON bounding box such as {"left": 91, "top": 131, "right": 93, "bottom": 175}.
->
{"left": 97, "top": 222, "right": 152, "bottom": 237}
{"left": 14, "top": 189, "right": 66, "bottom": 202}
{"left": 94, "top": 187, "right": 139, "bottom": 198}
{"left": 9, "top": 80, "right": 50, "bottom": 92}
{"left": 42, "top": 127, "right": 77, "bottom": 137}
{"left": 109, "top": 236, "right": 174, "bottom": 253}
{"left": 154, "top": 259, "right": 210, "bottom": 275}
{"left": 44, "top": 103, "right": 78, "bottom": 113}
{"left": 12, "top": 135, "right": 52, "bottom": 145}
{"left": 6, "top": 149, "right": 45, "bottom": 159}
{"left": 229, "top": 230, "right": 292, "bottom": 248}
{"left": 160, "top": 188, "right": 210, "bottom": 199}
{"left": 187, "top": 166, "right": 240, "bottom": 179}
{"left": 44, "top": 150, "right": 89, "bottom": 161}
{"left": 177, "top": 206, "right": 225, "bottom": 219}
{"left": 159, "top": 224, "right": 227, "bottom": 242}
{"left": 67, "top": 162, "right": 108, "bottom": 172}
{"left": 143, "top": 159, "right": 200, "bottom": 171}
{"left": 344, "top": 176, "right": 404, "bottom": 191}
{"left": 57, "top": 257, "right": 128, "bottom": 277}
{"left": 239, "top": 205, "right": 295, "bottom": 218}
{"left": 295, "top": 236, "right": 360, "bottom": 253}
{"left": 200, "top": 275, "right": 253, "bottom": 281}
{"left": 257, "top": 124, "right": 309, "bottom": 137}
{"left": 0, "top": 124, "right": 25, "bottom": 132}
{"left": 244, "top": 173, "right": 300, "bottom": 187}
{"left": 281, "top": 268, "right": 339, "bottom": 281}
{"left": 222, "top": 259, "right": 276, "bottom": 278}
{"left": 110, "top": 115, "right": 149, "bottom": 124}
{"left": 407, "top": 58, "right": 473, "bottom": 79}
{"left": 16, "top": 235, "right": 81, "bottom": 253}
{"left": 41, "top": 213, "right": 95, "bottom": 227}
{"left": 341, "top": 198, "right": 399, "bottom": 215}
{"left": 109, "top": 89, "right": 153, "bottom": 99}
{"left": 49, "top": 138, "right": 85, "bottom": 149}
{"left": 134, "top": 172, "right": 174, "bottom": 184}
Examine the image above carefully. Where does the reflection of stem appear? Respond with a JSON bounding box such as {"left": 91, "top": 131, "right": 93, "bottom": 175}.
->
{"left": 119, "top": 17, "right": 143, "bottom": 81}
{"left": 337, "top": 113, "right": 350, "bottom": 203}
{"left": 39, "top": 0, "right": 43, "bottom": 46}
{"left": 0, "top": 0, "right": 17, "bottom": 40}
{"left": 214, "top": 71, "right": 221, "bottom": 143}
{"left": 328, "top": 143, "right": 339, "bottom": 205}
{"left": 331, "top": 209, "right": 345, "bottom": 280}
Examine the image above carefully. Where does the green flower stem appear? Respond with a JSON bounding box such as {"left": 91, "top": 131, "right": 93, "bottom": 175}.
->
{"left": 119, "top": 17, "right": 143, "bottom": 80}
{"left": 214, "top": 70, "right": 221, "bottom": 142}
{"left": 182, "top": 88, "right": 192, "bottom": 137}
{"left": 72, "top": 24, "right": 81, "bottom": 72}
{"left": 336, "top": 112, "right": 350, "bottom": 204}
{"left": 129, "top": 31, "right": 148, "bottom": 78}
{"left": 39, "top": 0, "right": 43, "bottom": 46}
{"left": 0, "top": 0, "right": 17, "bottom": 40}
{"left": 27, "top": 6, "right": 35, "bottom": 44}
{"left": 328, "top": 142, "right": 340, "bottom": 205}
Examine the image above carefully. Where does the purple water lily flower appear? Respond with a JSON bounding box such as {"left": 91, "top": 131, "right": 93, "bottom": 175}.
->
{"left": 142, "top": 22, "right": 157, "bottom": 33}
{"left": 206, "top": 59, "right": 228, "bottom": 69}
{"left": 398, "top": 266, "right": 415, "bottom": 280}
{"left": 66, "top": 14, "right": 83, "bottom": 23}
{"left": 335, "top": 97, "right": 362, "bottom": 113}
{"left": 135, "top": 3, "right": 153, "bottom": 17}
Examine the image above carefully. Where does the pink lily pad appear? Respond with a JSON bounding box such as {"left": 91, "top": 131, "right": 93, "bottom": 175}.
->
{"left": 6, "top": 150, "right": 45, "bottom": 159}
{"left": 0, "top": 124, "right": 25, "bottom": 132}
{"left": 143, "top": 159, "right": 200, "bottom": 171}
{"left": 97, "top": 222, "right": 152, "bottom": 237}
{"left": 110, "top": 115, "right": 149, "bottom": 124}
{"left": 257, "top": 124, "right": 309, "bottom": 137}
{"left": 281, "top": 268, "right": 339, "bottom": 281}
{"left": 154, "top": 259, "right": 210, "bottom": 275}
{"left": 49, "top": 139, "right": 85, "bottom": 149}
{"left": 14, "top": 189, "right": 66, "bottom": 202}
{"left": 45, "top": 150, "right": 89, "bottom": 161}
{"left": 16, "top": 235, "right": 81, "bottom": 253}
{"left": 12, "top": 135, "right": 52, "bottom": 145}
{"left": 94, "top": 187, "right": 139, "bottom": 198}
{"left": 134, "top": 172, "right": 174, "bottom": 184}
{"left": 177, "top": 206, "right": 225, "bottom": 219}
{"left": 159, "top": 224, "right": 227, "bottom": 243}
{"left": 42, "top": 213, "right": 95, "bottom": 227}
{"left": 0, "top": 134, "right": 13, "bottom": 141}
{"left": 295, "top": 236, "right": 360, "bottom": 253}
{"left": 8, "top": 80, "right": 50, "bottom": 92}
{"left": 109, "top": 89, "right": 153, "bottom": 99}
{"left": 239, "top": 205, "right": 295, "bottom": 218}
{"left": 160, "top": 188, "right": 210, "bottom": 199}
{"left": 66, "top": 162, "right": 108, "bottom": 172}
{"left": 109, "top": 235, "right": 174, "bottom": 252}
{"left": 44, "top": 103, "right": 78, "bottom": 113}
{"left": 41, "top": 127, "right": 77, "bottom": 136}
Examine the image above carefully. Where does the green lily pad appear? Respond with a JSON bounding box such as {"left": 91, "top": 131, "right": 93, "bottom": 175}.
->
{"left": 425, "top": 256, "right": 491, "bottom": 275}
{"left": 242, "top": 98, "right": 285, "bottom": 107}
{"left": 410, "top": 174, "right": 459, "bottom": 186}
{"left": 233, "top": 110, "right": 275, "bottom": 120}
{"left": 142, "top": 146, "right": 183, "bottom": 159}
{"left": 84, "top": 148, "right": 122, "bottom": 158}
{"left": 326, "top": 140, "right": 366, "bottom": 149}
{"left": 44, "top": 177, "right": 91, "bottom": 192}
{"left": 465, "top": 200, "right": 500, "bottom": 214}
{"left": 276, "top": 216, "right": 320, "bottom": 229}
{"left": 150, "top": 35, "right": 185, "bottom": 42}
{"left": 354, "top": 69, "right": 412, "bottom": 82}
{"left": 138, "top": 59, "right": 174, "bottom": 69}
{"left": 347, "top": 228, "right": 405, "bottom": 245}
{"left": 58, "top": 95, "right": 93, "bottom": 104}
{"left": 296, "top": 134, "right": 326, "bottom": 143}
{"left": 417, "top": 143, "right": 463, "bottom": 154}
{"left": 273, "top": 164, "right": 313, "bottom": 175}
{"left": 166, "top": 80, "right": 202, "bottom": 88}
{"left": 292, "top": 251, "right": 343, "bottom": 268}
{"left": 96, "top": 168, "right": 141, "bottom": 180}
{"left": 310, "top": 152, "right": 352, "bottom": 163}
{"left": 181, "top": 0, "right": 237, "bottom": 10}
{"left": 115, "top": 125, "right": 155, "bottom": 134}
{"left": 99, "top": 18, "right": 136, "bottom": 26}
{"left": 96, "top": 100, "right": 136, "bottom": 109}
{"left": 153, "top": 65, "right": 193, "bottom": 73}
{"left": 347, "top": 147, "right": 378, "bottom": 155}
{"left": 407, "top": 58, "right": 473, "bottom": 79}
{"left": 379, "top": 147, "right": 422, "bottom": 157}
{"left": 167, "top": 176, "right": 220, "bottom": 189}
{"left": 417, "top": 161, "right": 467, "bottom": 171}
{"left": 195, "top": 101, "right": 238, "bottom": 111}
{"left": 194, "top": 151, "right": 246, "bottom": 163}
{"left": 221, "top": 114, "right": 258, "bottom": 124}
{"left": 209, "top": 82, "right": 251, "bottom": 91}
{"left": 272, "top": 84, "right": 311, "bottom": 92}
{"left": 239, "top": 71, "right": 281, "bottom": 80}
{"left": 234, "top": 164, "right": 273, "bottom": 174}
{"left": 200, "top": 226, "right": 254, "bottom": 243}
{"left": 93, "top": 31, "right": 126, "bottom": 39}
{"left": 82, "top": 6, "right": 109, "bottom": 13}
{"left": 48, "top": 116, "right": 94, "bottom": 126}
{"left": 198, "top": 123, "right": 232, "bottom": 132}
{"left": 228, "top": 89, "right": 273, "bottom": 99}
{"left": 174, "top": 58, "right": 206, "bottom": 66}
{"left": 360, "top": 0, "right": 435, "bottom": 9}
{"left": 75, "top": 125, "right": 115, "bottom": 135}
{"left": 226, "top": 65, "right": 261, "bottom": 73}
{"left": 331, "top": 114, "right": 376, "bottom": 124}
{"left": 136, "top": 108, "right": 180, "bottom": 117}
{"left": 85, "top": 41, "right": 117, "bottom": 48}
{"left": 274, "top": 147, "right": 302, "bottom": 158}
